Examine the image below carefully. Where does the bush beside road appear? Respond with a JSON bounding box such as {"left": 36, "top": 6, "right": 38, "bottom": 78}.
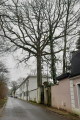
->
{"left": 0, "top": 98, "right": 7, "bottom": 116}
{"left": 0, "top": 98, "right": 7, "bottom": 108}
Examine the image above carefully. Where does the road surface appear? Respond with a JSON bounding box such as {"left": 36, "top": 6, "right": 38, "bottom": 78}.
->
{"left": 0, "top": 97, "right": 73, "bottom": 120}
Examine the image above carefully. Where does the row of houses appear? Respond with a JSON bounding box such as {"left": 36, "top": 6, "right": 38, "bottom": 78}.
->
{"left": 15, "top": 75, "right": 51, "bottom": 103}
{"left": 15, "top": 51, "right": 80, "bottom": 116}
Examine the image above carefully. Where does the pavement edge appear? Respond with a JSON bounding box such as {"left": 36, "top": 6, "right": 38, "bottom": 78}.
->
{"left": 0, "top": 103, "right": 6, "bottom": 116}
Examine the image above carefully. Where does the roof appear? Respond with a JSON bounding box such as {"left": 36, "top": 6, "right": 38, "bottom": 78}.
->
{"left": 56, "top": 50, "right": 80, "bottom": 81}
{"left": 56, "top": 73, "right": 70, "bottom": 81}
{"left": 56, "top": 72, "right": 80, "bottom": 81}
{"left": 18, "top": 75, "right": 36, "bottom": 88}
{"left": 69, "top": 73, "right": 80, "bottom": 78}
{"left": 17, "top": 75, "right": 51, "bottom": 89}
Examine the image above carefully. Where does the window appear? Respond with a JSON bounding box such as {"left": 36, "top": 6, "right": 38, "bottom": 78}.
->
{"left": 24, "top": 92, "right": 26, "bottom": 96}
{"left": 20, "top": 93, "right": 22, "bottom": 97}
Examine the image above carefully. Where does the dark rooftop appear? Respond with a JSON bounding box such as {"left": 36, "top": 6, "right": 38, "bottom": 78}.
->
{"left": 56, "top": 73, "right": 70, "bottom": 81}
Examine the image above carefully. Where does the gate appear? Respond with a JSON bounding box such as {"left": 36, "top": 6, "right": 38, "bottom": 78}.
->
{"left": 41, "top": 86, "right": 44, "bottom": 104}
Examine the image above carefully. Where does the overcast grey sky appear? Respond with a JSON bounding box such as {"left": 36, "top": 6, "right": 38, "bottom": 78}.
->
{"left": 1, "top": 50, "right": 37, "bottom": 83}
{"left": 0, "top": 0, "right": 80, "bottom": 86}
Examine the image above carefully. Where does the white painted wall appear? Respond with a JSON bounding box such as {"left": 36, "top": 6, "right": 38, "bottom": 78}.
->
{"left": 28, "top": 77, "right": 37, "bottom": 91}
{"left": 15, "top": 76, "right": 50, "bottom": 102}
{"left": 28, "top": 76, "right": 48, "bottom": 91}
{"left": 29, "top": 89, "right": 37, "bottom": 102}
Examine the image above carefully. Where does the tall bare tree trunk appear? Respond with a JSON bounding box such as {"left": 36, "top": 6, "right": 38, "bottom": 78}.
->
{"left": 63, "top": 32, "right": 67, "bottom": 73}
{"left": 50, "top": 41, "right": 56, "bottom": 84}
{"left": 49, "top": 26, "right": 56, "bottom": 84}
{"left": 63, "top": 0, "right": 70, "bottom": 74}
{"left": 37, "top": 53, "right": 42, "bottom": 87}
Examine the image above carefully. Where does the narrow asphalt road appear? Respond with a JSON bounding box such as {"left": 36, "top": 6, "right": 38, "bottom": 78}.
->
{"left": 0, "top": 97, "right": 73, "bottom": 120}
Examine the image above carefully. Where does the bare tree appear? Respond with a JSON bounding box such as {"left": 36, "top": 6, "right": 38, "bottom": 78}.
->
{"left": 76, "top": 30, "right": 80, "bottom": 50}
{"left": 44, "top": 0, "right": 65, "bottom": 83}
{"left": 0, "top": 0, "right": 46, "bottom": 86}
{"left": 0, "top": 0, "right": 65, "bottom": 85}
{"left": 61, "top": 0, "right": 80, "bottom": 73}
{"left": 0, "top": 62, "right": 8, "bottom": 85}
{"left": 11, "top": 81, "right": 18, "bottom": 96}
{"left": 0, "top": 0, "right": 79, "bottom": 85}
{"left": 0, "top": 0, "right": 8, "bottom": 5}
{"left": 0, "top": 61, "right": 8, "bottom": 99}
{"left": 0, "top": 81, "right": 8, "bottom": 99}
{"left": 0, "top": 62, "right": 8, "bottom": 73}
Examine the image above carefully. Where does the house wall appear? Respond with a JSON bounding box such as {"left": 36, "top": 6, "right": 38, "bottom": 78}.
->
{"left": 15, "top": 76, "right": 49, "bottom": 103}
{"left": 15, "top": 82, "right": 28, "bottom": 100}
{"left": 51, "top": 78, "right": 72, "bottom": 111}
{"left": 28, "top": 76, "right": 48, "bottom": 91}
{"left": 73, "top": 77, "right": 80, "bottom": 109}
{"left": 28, "top": 77, "right": 37, "bottom": 91}
{"left": 29, "top": 89, "right": 37, "bottom": 102}
{"left": 70, "top": 76, "right": 80, "bottom": 115}
{"left": 28, "top": 87, "right": 41, "bottom": 103}
{"left": 44, "top": 87, "right": 51, "bottom": 105}
{"left": 15, "top": 88, "right": 20, "bottom": 98}
{"left": 28, "top": 77, "right": 48, "bottom": 103}
{"left": 44, "top": 87, "right": 48, "bottom": 105}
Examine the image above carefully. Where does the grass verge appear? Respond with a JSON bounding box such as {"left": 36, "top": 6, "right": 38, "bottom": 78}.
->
{"left": 0, "top": 98, "right": 7, "bottom": 108}
{"left": 28, "top": 101, "right": 80, "bottom": 120}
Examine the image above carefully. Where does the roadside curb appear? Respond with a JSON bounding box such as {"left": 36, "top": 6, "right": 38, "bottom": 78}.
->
{"left": 28, "top": 101, "right": 80, "bottom": 120}
{"left": 17, "top": 99, "right": 80, "bottom": 120}
{"left": 43, "top": 107, "right": 80, "bottom": 120}
{"left": 0, "top": 103, "right": 6, "bottom": 116}
{"left": 45, "top": 107, "right": 80, "bottom": 120}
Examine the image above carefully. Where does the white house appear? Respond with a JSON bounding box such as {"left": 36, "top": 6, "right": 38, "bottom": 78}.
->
{"left": 15, "top": 75, "right": 50, "bottom": 103}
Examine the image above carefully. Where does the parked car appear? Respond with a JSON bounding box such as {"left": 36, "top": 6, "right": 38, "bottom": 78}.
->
{"left": 14, "top": 96, "right": 17, "bottom": 98}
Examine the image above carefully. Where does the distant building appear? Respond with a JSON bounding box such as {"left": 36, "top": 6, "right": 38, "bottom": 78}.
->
{"left": 15, "top": 75, "right": 50, "bottom": 103}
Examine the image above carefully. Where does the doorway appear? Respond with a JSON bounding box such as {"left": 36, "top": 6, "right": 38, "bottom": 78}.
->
{"left": 77, "top": 84, "right": 80, "bottom": 109}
